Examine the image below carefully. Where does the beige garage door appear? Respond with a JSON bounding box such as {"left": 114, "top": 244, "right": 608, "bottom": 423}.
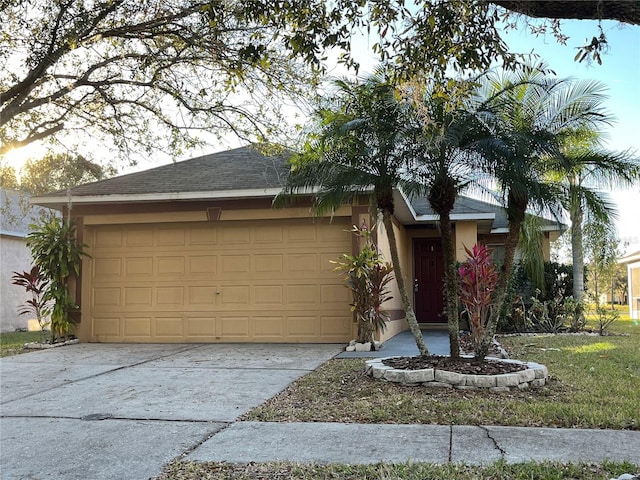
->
{"left": 85, "top": 217, "right": 353, "bottom": 343}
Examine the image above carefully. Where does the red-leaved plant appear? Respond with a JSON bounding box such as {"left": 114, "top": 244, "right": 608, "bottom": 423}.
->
{"left": 11, "top": 266, "right": 50, "bottom": 337}
{"left": 458, "top": 244, "right": 499, "bottom": 353}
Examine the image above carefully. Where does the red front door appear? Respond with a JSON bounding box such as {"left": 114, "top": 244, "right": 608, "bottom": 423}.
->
{"left": 413, "top": 238, "right": 445, "bottom": 323}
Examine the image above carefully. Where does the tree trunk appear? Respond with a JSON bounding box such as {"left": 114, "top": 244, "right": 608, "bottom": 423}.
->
{"left": 381, "top": 210, "right": 430, "bottom": 356}
{"left": 571, "top": 199, "right": 585, "bottom": 302}
{"left": 475, "top": 212, "right": 523, "bottom": 361}
{"left": 438, "top": 210, "right": 460, "bottom": 358}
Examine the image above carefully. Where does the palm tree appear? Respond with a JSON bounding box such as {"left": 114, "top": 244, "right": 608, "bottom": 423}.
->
{"left": 473, "top": 64, "right": 612, "bottom": 360}
{"left": 549, "top": 128, "right": 639, "bottom": 303}
{"left": 406, "top": 79, "right": 489, "bottom": 358}
{"left": 279, "top": 72, "right": 430, "bottom": 355}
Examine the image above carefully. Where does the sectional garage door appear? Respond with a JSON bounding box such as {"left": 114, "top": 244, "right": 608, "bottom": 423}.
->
{"left": 85, "top": 217, "right": 353, "bottom": 343}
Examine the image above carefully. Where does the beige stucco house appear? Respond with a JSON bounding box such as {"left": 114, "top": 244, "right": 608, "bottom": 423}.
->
{"left": 619, "top": 250, "right": 640, "bottom": 320}
{"left": 32, "top": 146, "right": 564, "bottom": 344}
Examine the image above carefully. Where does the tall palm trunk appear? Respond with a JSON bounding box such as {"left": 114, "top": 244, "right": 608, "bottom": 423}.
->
{"left": 428, "top": 174, "right": 460, "bottom": 357}
{"left": 381, "top": 210, "right": 430, "bottom": 356}
{"left": 570, "top": 197, "right": 585, "bottom": 302}
{"left": 439, "top": 212, "right": 461, "bottom": 358}
{"left": 475, "top": 194, "right": 526, "bottom": 361}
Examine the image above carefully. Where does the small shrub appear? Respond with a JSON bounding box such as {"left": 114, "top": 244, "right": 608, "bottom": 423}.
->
{"left": 333, "top": 223, "right": 393, "bottom": 345}
{"left": 11, "top": 266, "right": 50, "bottom": 340}
{"left": 500, "top": 262, "right": 582, "bottom": 333}
{"left": 592, "top": 305, "right": 619, "bottom": 335}
{"left": 527, "top": 291, "right": 565, "bottom": 333}
{"left": 458, "top": 244, "right": 498, "bottom": 351}
{"left": 564, "top": 296, "right": 586, "bottom": 332}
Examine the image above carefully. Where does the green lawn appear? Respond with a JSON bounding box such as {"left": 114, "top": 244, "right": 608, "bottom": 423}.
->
{"left": 243, "top": 318, "right": 640, "bottom": 430}
{"left": 0, "top": 331, "right": 46, "bottom": 357}
{"left": 155, "top": 460, "right": 637, "bottom": 480}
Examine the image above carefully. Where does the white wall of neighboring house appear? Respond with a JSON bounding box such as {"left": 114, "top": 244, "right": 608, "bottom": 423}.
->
{"left": 619, "top": 251, "right": 640, "bottom": 321}
{"left": 0, "top": 189, "right": 52, "bottom": 332}
{"left": 0, "top": 232, "right": 32, "bottom": 331}
{"left": 627, "top": 260, "right": 640, "bottom": 320}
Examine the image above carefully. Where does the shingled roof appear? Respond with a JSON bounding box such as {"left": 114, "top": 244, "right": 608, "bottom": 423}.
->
{"left": 30, "top": 144, "right": 565, "bottom": 234}
{"left": 36, "top": 146, "right": 291, "bottom": 198}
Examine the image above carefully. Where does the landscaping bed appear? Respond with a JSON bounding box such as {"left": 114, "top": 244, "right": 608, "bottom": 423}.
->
{"left": 243, "top": 320, "right": 639, "bottom": 429}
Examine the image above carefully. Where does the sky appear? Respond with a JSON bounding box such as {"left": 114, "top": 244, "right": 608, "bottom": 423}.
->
{"left": 3, "top": 13, "right": 639, "bottom": 252}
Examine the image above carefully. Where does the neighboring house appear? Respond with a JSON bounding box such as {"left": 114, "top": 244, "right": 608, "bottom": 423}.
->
{"left": 32, "top": 146, "right": 564, "bottom": 344}
{"left": 0, "top": 189, "right": 49, "bottom": 332}
{"left": 619, "top": 250, "right": 640, "bottom": 320}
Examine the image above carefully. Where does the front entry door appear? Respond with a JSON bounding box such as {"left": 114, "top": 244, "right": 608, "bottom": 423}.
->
{"left": 413, "top": 238, "right": 445, "bottom": 323}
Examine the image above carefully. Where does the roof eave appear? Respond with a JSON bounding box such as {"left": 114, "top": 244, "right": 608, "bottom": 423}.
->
{"left": 31, "top": 188, "right": 286, "bottom": 209}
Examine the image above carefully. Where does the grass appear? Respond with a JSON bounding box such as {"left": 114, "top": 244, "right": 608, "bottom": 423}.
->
{"left": 0, "top": 330, "right": 46, "bottom": 357}
{"left": 155, "top": 460, "right": 638, "bottom": 480}
{"left": 243, "top": 318, "right": 640, "bottom": 430}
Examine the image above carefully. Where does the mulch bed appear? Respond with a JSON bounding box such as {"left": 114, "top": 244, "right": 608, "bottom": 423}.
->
{"left": 382, "top": 355, "right": 527, "bottom": 375}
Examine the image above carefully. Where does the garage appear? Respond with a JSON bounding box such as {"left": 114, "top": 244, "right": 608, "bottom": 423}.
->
{"left": 84, "top": 217, "right": 353, "bottom": 343}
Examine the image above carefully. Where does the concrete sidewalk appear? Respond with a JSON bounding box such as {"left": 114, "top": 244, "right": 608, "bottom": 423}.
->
{"left": 187, "top": 421, "right": 640, "bottom": 465}
{"left": 337, "top": 329, "right": 451, "bottom": 358}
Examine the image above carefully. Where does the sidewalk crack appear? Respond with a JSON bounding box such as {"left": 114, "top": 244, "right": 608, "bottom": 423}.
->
{"left": 479, "top": 426, "right": 506, "bottom": 459}
{"left": 176, "top": 421, "right": 233, "bottom": 459}
{"left": 448, "top": 425, "right": 453, "bottom": 462}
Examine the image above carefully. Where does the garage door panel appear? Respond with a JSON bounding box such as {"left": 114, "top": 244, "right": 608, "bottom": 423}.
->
{"left": 92, "top": 316, "right": 120, "bottom": 337}
{"left": 93, "top": 287, "right": 121, "bottom": 308}
{"left": 220, "top": 316, "right": 250, "bottom": 338}
{"left": 86, "top": 218, "right": 353, "bottom": 343}
{"left": 187, "top": 286, "right": 217, "bottom": 305}
{"left": 321, "top": 284, "right": 350, "bottom": 304}
{"left": 126, "top": 229, "right": 153, "bottom": 247}
{"left": 157, "top": 256, "right": 185, "bottom": 276}
{"left": 157, "top": 228, "right": 185, "bottom": 246}
{"left": 320, "top": 315, "right": 352, "bottom": 338}
{"left": 286, "top": 254, "right": 317, "bottom": 272}
{"left": 188, "top": 256, "right": 217, "bottom": 275}
{"left": 254, "top": 254, "right": 283, "bottom": 272}
{"left": 156, "top": 287, "right": 185, "bottom": 306}
{"left": 94, "top": 257, "right": 123, "bottom": 278}
{"left": 125, "top": 257, "right": 153, "bottom": 276}
{"left": 94, "top": 229, "right": 123, "bottom": 248}
{"left": 221, "top": 286, "right": 250, "bottom": 305}
{"left": 124, "top": 287, "right": 152, "bottom": 306}
{"left": 189, "top": 227, "right": 218, "bottom": 245}
{"left": 221, "top": 255, "right": 250, "bottom": 273}
{"left": 156, "top": 317, "right": 184, "bottom": 337}
{"left": 255, "top": 225, "right": 284, "bottom": 243}
{"left": 124, "top": 317, "right": 151, "bottom": 337}
{"left": 222, "top": 226, "right": 250, "bottom": 244}
{"left": 186, "top": 316, "right": 216, "bottom": 336}
{"left": 286, "top": 316, "right": 317, "bottom": 337}
{"left": 253, "top": 316, "right": 283, "bottom": 338}
{"left": 287, "top": 285, "right": 317, "bottom": 304}
{"left": 254, "top": 285, "right": 284, "bottom": 305}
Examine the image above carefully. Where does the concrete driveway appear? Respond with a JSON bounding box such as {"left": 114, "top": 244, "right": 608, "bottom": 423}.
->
{"left": 0, "top": 343, "right": 341, "bottom": 480}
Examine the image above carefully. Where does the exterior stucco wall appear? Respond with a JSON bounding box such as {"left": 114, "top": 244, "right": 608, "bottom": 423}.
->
{"left": 0, "top": 234, "right": 32, "bottom": 332}
{"left": 455, "top": 221, "right": 478, "bottom": 262}
{"left": 375, "top": 217, "right": 409, "bottom": 342}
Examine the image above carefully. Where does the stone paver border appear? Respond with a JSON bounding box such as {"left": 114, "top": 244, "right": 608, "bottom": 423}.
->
{"left": 365, "top": 356, "right": 548, "bottom": 391}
